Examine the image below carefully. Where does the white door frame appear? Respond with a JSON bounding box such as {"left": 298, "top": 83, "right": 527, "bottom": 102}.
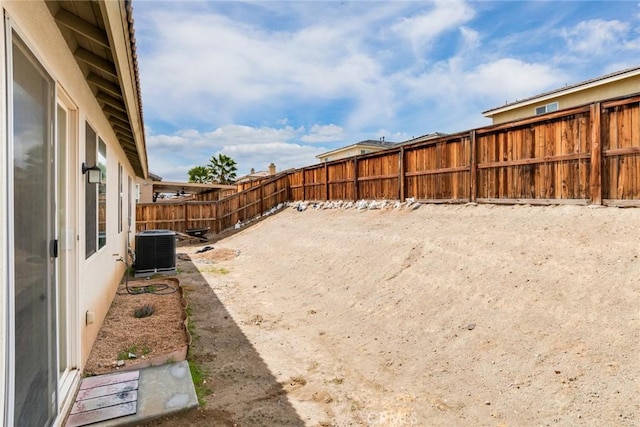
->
{"left": 55, "top": 87, "right": 81, "bottom": 413}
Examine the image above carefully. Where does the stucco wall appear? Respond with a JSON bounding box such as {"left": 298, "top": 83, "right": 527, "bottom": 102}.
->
{"left": 490, "top": 76, "right": 640, "bottom": 124}
{"left": 2, "top": 0, "right": 139, "bottom": 379}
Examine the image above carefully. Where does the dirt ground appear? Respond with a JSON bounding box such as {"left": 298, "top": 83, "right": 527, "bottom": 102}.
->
{"left": 143, "top": 203, "right": 640, "bottom": 427}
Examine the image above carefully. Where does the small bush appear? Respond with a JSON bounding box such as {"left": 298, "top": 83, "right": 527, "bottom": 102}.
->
{"left": 133, "top": 304, "right": 155, "bottom": 318}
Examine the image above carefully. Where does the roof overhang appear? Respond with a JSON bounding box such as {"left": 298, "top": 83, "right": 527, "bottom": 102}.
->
{"left": 153, "top": 181, "right": 236, "bottom": 195}
{"left": 316, "top": 141, "right": 393, "bottom": 159}
{"left": 46, "top": 0, "right": 148, "bottom": 178}
{"left": 483, "top": 66, "right": 640, "bottom": 118}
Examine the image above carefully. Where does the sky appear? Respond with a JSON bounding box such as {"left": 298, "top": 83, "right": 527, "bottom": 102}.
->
{"left": 133, "top": 0, "right": 640, "bottom": 182}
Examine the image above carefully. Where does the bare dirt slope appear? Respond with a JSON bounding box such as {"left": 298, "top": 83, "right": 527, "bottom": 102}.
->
{"left": 151, "top": 203, "right": 640, "bottom": 426}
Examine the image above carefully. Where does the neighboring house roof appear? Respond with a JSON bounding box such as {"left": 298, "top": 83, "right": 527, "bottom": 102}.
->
{"left": 148, "top": 172, "right": 163, "bottom": 181}
{"left": 483, "top": 65, "right": 640, "bottom": 118}
{"left": 236, "top": 171, "right": 271, "bottom": 183}
{"left": 46, "top": 0, "right": 148, "bottom": 178}
{"left": 396, "top": 132, "right": 448, "bottom": 146}
{"left": 316, "top": 139, "right": 395, "bottom": 159}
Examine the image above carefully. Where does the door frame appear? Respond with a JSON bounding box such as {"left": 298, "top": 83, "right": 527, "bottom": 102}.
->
{"left": 55, "top": 87, "right": 81, "bottom": 411}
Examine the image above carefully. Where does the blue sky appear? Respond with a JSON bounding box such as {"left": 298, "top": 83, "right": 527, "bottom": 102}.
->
{"left": 133, "top": 0, "right": 640, "bottom": 181}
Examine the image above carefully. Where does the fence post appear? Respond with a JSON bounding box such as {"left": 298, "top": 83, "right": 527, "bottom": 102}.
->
{"left": 590, "top": 102, "right": 602, "bottom": 204}
{"left": 213, "top": 201, "right": 218, "bottom": 233}
{"left": 324, "top": 162, "right": 329, "bottom": 201}
{"left": 353, "top": 157, "right": 359, "bottom": 201}
{"left": 302, "top": 168, "right": 306, "bottom": 201}
{"left": 259, "top": 183, "right": 264, "bottom": 215}
{"left": 183, "top": 202, "right": 188, "bottom": 233}
{"left": 399, "top": 147, "right": 405, "bottom": 202}
{"left": 470, "top": 130, "right": 477, "bottom": 202}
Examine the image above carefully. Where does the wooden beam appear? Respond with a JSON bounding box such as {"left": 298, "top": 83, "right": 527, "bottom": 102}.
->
{"left": 404, "top": 166, "right": 470, "bottom": 177}
{"left": 476, "top": 105, "right": 591, "bottom": 135}
{"left": 601, "top": 94, "right": 640, "bottom": 109}
{"left": 55, "top": 9, "right": 110, "bottom": 48}
{"left": 301, "top": 168, "right": 306, "bottom": 201}
{"left": 477, "top": 153, "right": 590, "bottom": 169}
{"left": 324, "top": 161, "right": 329, "bottom": 200}
{"left": 603, "top": 199, "right": 640, "bottom": 207}
{"left": 74, "top": 48, "right": 117, "bottom": 77}
{"left": 603, "top": 147, "right": 640, "bottom": 157}
{"left": 399, "top": 147, "right": 405, "bottom": 202}
{"left": 112, "top": 122, "right": 133, "bottom": 136}
{"left": 108, "top": 115, "right": 131, "bottom": 130}
{"left": 477, "top": 198, "right": 589, "bottom": 206}
{"left": 590, "top": 102, "right": 602, "bottom": 204}
{"left": 356, "top": 174, "right": 397, "bottom": 182}
{"left": 115, "top": 130, "right": 135, "bottom": 142}
{"left": 353, "top": 157, "right": 359, "bottom": 201}
{"left": 103, "top": 105, "right": 129, "bottom": 122}
{"left": 96, "top": 91, "right": 126, "bottom": 112}
{"left": 470, "top": 130, "right": 477, "bottom": 202}
{"left": 87, "top": 73, "right": 122, "bottom": 98}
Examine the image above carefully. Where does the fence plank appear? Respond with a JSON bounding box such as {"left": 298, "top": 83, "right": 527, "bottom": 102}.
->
{"left": 590, "top": 102, "right": 602, "bottom": 204}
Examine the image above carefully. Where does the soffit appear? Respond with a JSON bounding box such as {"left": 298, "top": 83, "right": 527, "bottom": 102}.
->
{"left": 46, "top": 0, "right": 148, "bottom": 178}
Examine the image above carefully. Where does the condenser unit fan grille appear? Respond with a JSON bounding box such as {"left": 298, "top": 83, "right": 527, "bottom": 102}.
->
{"left": 135, "top": 230, "right": 176, "bottom": 276}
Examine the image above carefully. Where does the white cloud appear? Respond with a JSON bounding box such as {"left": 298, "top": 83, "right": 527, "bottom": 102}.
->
{"left": 391, "top": 0, "right": 475, "bottom": 55}
{"left": 135, "top": 1, "right": 639, "bottom": 182}
{"left": 301, "top": 124, "right": 345, "bottom": 143}
{"left": 145, "top": 123, "right": 333, "bottom": 180}
{"left": 561, "top": 19, "right": 631, "bottom": 54}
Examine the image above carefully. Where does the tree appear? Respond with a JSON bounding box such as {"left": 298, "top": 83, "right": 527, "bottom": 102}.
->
{"left": 208, "top": 153, "right": 237, "bottom": 184}
{"left": 188, "top": 166, "right": 211, "bottom": 183}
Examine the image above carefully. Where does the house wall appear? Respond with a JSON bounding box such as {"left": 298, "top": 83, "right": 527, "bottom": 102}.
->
{"left": 136, "top": 176, "right": 156, "bottom": 203}
{"left": 2, "top": 1, "right": 140, "bottom": 416}
{"left": 320, "top": 145, "right": 388, "bottom": 162}
{"left": 490, "top": 75, "right": 640, "bottom": 124}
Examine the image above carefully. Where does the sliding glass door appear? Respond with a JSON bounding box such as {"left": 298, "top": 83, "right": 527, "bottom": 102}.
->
{"left": 10, "top": 31, "right": 57, "bottom": 426}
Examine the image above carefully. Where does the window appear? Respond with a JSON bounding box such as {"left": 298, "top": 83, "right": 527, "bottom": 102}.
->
{"left": 85, "top": 124, "right": 97, "bottom": 257}
{"left": 135, "top": 183, "right": 141, "bottom": 202}
{"left": 85, "top": 123, "right": 106, "bottom": 257}
{"left": 118, "top": 163, "right": 123, "bottom": 233}
{"left": 361, "top": 150, "right": 366, "bottom": 154}
{"left": 98, "top": 140, "right": 107, "bottom": 248}
{"left": 535, "top": 102, "right": 559, "bottom": 115}
{"left": 128, "top": 176, "right": 133, "bottom": 229}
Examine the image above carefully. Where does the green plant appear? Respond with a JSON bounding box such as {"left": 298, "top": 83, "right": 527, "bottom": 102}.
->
{"left": 117, "top": 344, "right": 150, "bottom": 360}
{"left": 133, "top": 304, "right": 155, "bottom": 318}
{"left": 189, "top": 359, "right": 209, "bottom": 406}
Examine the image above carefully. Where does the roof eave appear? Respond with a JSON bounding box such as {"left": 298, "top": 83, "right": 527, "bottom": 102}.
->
{"left": 483, "top": 67, "right": 640, "bottom": 117}
{"left": 99, "top": 0, "right": 148, "bottom": 178}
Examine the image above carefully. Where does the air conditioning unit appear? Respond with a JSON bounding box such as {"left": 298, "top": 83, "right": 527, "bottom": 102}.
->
{"left": 135, "top": 230, "right": 176, "bottom": 276}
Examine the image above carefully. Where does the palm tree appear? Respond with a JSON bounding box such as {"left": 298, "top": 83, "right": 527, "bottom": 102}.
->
{"left": 208, "top": 154, "right": 237, "bottom": 184}
{"left": 187, "top": 166, "right": 211, "bottom": 183}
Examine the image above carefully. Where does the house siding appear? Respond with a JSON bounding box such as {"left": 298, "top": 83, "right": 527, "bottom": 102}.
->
{"left": 1, "top": 1, "right": 142, "bottom": 425}
{"left": 489, "top": 74, "right": 640, "bottom": 124}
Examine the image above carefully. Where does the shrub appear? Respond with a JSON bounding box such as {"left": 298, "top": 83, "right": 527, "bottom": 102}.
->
{"left": 133, "top": 304, "right": 155, "bottom": 318}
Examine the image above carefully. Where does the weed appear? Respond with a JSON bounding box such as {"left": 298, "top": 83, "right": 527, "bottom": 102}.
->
{"left": 202, "top": 266, "right": 229, "bottom": 275}
{"left": 117, "top": 344, "right": 151, "bottom": 360}
{"left": 189, "top": 359, "right": 209, "bottom": 406}
{"left": 133, "top": 304, "right": 155, "bottom": 318}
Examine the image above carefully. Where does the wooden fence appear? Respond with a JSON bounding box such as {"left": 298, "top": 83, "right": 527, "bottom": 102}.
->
{"left": 291, "top": 94, "right": 639, "bottom": 206}
{"left": 136, "top": 94, "right": 640, "bottom": 235}
{"left": 136, "top": 174, "right": 290, "bottom": 234}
